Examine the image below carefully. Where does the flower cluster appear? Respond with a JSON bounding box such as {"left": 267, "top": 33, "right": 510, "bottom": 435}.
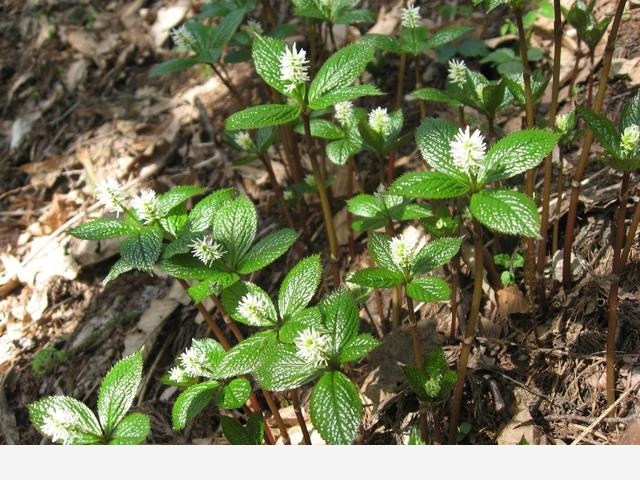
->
{"left": 131, "top": 189, "right": 161, "bottom": 224}
{"left": 334, "top": 101, "right": 354, "bottom": 128}
{"left": 95, "top": 178, "right": 126, "bottom": 216}
{"left": 279, "top": 43, "right": 310, "bottom": 94}
{"left": 171, "top": 24, "right": 196, "bottom": 51}
{"left": 555, "top": 112, "right": 572, "bottom": 136}
{"left": 170, "top": 339, "right": 212, "bottom": 382}
{"left": 620, "top": 125, "right": 640, "bottom": 156}
{"left": 450, "top": 126, "right": 486, "bottom": 175}
{"left": 237, "top": 292, "right": 272, "bottom": 326}
{"left": 390, "top": 233, "right": 418, "bottom": 271}
{"left": 294, "top": 327, "right": 331, "bottom": 367}
{"left": 401, "top": 2, "right": 421, "bottom": 29}
{"left": 447, "top": 59, "right": 467, "bottom": 86}
{"left": 368, "top": 107, "right": 391, "bottom": 135}
{"left": 234, "top": 131, "right": 255, "bottom": 151}
{"left": 241, "top": 19, "right": 263, "bottom": 37}
{"left": 190, "top": 235, "right": 225, "bottom": 266}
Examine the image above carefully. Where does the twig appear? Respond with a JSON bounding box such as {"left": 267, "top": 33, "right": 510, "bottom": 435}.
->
{"left": 571, "top": 387, "right": 633, "bottom": 445}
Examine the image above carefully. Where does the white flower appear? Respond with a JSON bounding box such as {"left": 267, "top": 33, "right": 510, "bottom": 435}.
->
{"left": 95, "top": 178, "right": 126, "bottom": 215}
{"left": 171, "top": 24, "right": 196, "bottom": 51}
{"left": 190, "top": 235, "right": 225, "bottom": 266}
{"left": 294, "top": 327, "right": 330, "bottom": 367}
{"left": 179, "top": 345, "right": 207, "bottom": 378}
{"left": 334, "top": 101, "right": 354, "bottom": 128}
{"left": 401, "top": 2, "right": 421, "bottom": 29}
{"left": 555, "top": 112, "right": 572, "bottom": 135}
{"left": 234, "top": 131, "right": 254, "bottom": 151}
{"left": 448, "top": 59, "right": 467, "bottom": 86}
{"left": 450, "top": 126, "right": 486, "bottom": 174}
{"left": 241, "top": 19, "right": 263, "bottom": 37}
{"left": 390, "top": 233, "right": 418, "bottom": 271}
{"left": 620, "top": 125, "right": 640, "bottom": 156}
{"left": 237, "top": 292, "right": 272, "bottom": 326}
{"left": 168, "top": 365, "right": 190, "bottom": 383}
{"left": 368, "top": 107, "right": 391, "bottom": 135}
{"left": 131, "top": 188, "right": 160, "bottom": 224}
{"left": 279, "top": 43, "right": 310, "bottom": 94}
{"left": 41, "top": 407, "right": 76, "bottom": 444}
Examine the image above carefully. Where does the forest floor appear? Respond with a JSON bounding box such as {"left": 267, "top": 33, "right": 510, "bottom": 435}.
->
{"left": 1, "top": 0, "right": 640, "bottom": 445}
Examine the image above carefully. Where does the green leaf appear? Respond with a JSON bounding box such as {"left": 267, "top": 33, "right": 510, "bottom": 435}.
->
{"left": 252, "top": 35, "right": 288, "bottom": 95}
{"left": 387, "top": 202, "right": 432, "bottom": 222}
{"left": 470, "top": 189, "right": 540, "bottom": 237}
{"left": 225, "top": 104, "right": 301, "bottom": 131}
{"left": 308, "top": 42, "right": 374, "bottom": 105}
{"left": 70, "top": 219, "right": 137, "bottom": 240}
{"left": 320, "top": 288, "right": 359, "bottom": 356}
{"left": 334, "top": 9, "right": 375, "bottom": 24}
{"left": 326, "top": 133, "right": 362, "bottom": 165}
{"left": 278, "top": 255, "right": 323, "bottom": 320}
{"left": 577, "top": 106, "right": 621, "bottom": 159}
{"left": 186, "top": 272, "right": 240, "bottom": 303}
{"left": 411, "top": 87, "right": 462, "bottom": 107}
{"left": 157, "top": 186, "right": 204, "bottom": 217}
{"left": 109, "top": 412, "right": 150, "bottom": 445}
{"left": 621, "top": 93, "right": 640, "bottom": 132}
{"left": 390, "top": 171, "right": 469, "bottom": 200}
{"left": 97, "top": 351, "right": 143, "bottom": 436}
{"left": 158, "top": 254, "right": 217, "bottom": 280}
{"left": 413, "top": 237, "right": 462, "bottom": 275}
{"left": 171, "top": 380, "right": 220, "bottom": 431}
{"left": 222, "top": 281, "right": 277, "bottom": 326}
{"left": 149, "top": 58, "right": 198, "bottom": 78}
{"left": 28, "top": 396, "right": 102, "bottom": 445}
{"left": 210, "top": 9, "right": 245, "bottom": 49}
{"left": 309, "top": 84, "right": 382, "bottom": 110}
{"left": 348, "top": 267, "right": 404, "bottom": 288}
{"left": 237, "top": 228, "right": 299, "bottom": 274}
{"left": 103, "top": 258, "right": 135, "bottom": 284}
{"left": 346, "top": 194, "right": 382, "bottom": 218}
{"left": 415, "top": 118, "right": 466, "bottom": 179}
{"left": 479, "top": 129, "right": 558, "bottom": 184}
{"left": 368, "top": 233, "right": 399, "bottom": 273}
{"left": 215, "top": 378, "right": 252, "bottom": 409}
{"left": 159, "top": 206, "right": 188, "bottom": 239}
{"left": 302, "top": 119, "right": 345, "bottom": 139}
{"left": 310, "top": 371, "right": 362, "bottom": 445}
{"left": 253, "top": 342, "right": 321, "bottom": 391}
{"left": 424, "top": 25, "right": 474, "bottom": 50}
{"left": 339, "top": 333, "right": 379, "bottom": 363}
{"left": 220, "top": 414, "right": 264, "bottom": 445}
{"left": 213, "top": 195, "right": 257, "bottom": 266}
{"left": 213, "top": 332, "right": 275, "bottom": 379}
{"left": 406, "top": 276, "right": 451, "bottom": 302}
{"left": 278, "top": 307, "right": 323, "bottom": 343}
{"left": 120, "top": 226, "right": 163, "bottom": 272}
{"left": 408, "top": 426, "right": 426, "bottom": 445}
{"left": 404, "top": 365, "right": 429, "bottom": 400}
{"left": 188, "top": 188, "right": 235, "bottom": 232}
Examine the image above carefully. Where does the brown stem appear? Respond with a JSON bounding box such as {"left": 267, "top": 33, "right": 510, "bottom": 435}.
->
{"left": 414, "top": 57, "right": 426, "bottom": 119}
{"left": 302, "top": 112, "right": 341, "bottom": 286}
{"left": 606, "top": 171, "right": 630, "bottom": 407}
{"left": 210, "top": 63, "right": 246, "bottom": 108}
{"left": 384, "top": 223, "right": 401, "bottom": 329}
{"left": 177, "top": 280, "right": 276, "bottom": 444}
{"left": 308, "top": 19, "right": 318, "bottom": 73}
{"left": 395, "top": 53, "right": 408, "bottom": 111}
{"left": 587, "top": 50, "right": 595, "bottom": 107}
{"left": 552, "top": 149, "right": 564, "bottom": 255}
{"left": 449, "top": 221, "right": 484, "bottom": 444}
{"left": 621, "top": 197, "right": 640, "bottom": 264}
{"left": 347, "top": 159, "right": 356, "bottom": 259}
{"left": 259, "top": 0, "right": 276, "bottom": 29}
{"left": 291, "top": 389, "right": 312, "bottom": 445}
{"left": 536, "top": 0, "right": 563, "bottom": 303}
{"left": 259, "top": 153, "right": 295, "bottom": 229}
{"left": 405, "top": 291, "right": 423, "bottom": 368}
{"left": 563, "top": 0, "right": 628, "bottom": 288}
{"left": 386, "top": 151, "right": 396, "bottom": 186}
{"left": 568, "top": 36, "right": 582, "bottom": 100}
{"left": 458, "top": 106, "right": 466, "bottom": 127}
{"left": 449, "top": 254, "right": 461, "bottom": 340}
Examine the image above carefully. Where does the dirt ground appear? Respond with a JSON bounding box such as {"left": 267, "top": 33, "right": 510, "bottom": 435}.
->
{"left": 1, "top": 0, "right": 639, "bottom": 445}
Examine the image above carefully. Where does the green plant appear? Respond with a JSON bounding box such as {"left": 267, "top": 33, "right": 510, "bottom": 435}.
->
{"left": 494, "top": 251, "right": 524, "bottom": 287}
{"left": 578, "top": 92, "right": 640, "bottom": 407}
{"left": 29, "top": 351, "right": 150, "bottom": 445}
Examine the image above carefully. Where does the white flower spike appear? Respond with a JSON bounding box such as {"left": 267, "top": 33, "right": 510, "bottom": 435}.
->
{"left": 334, "top": 101, "right": 354, "bottom": 128}
{"left": 179, "top": 345, "right": 207, "bottom": 378}
{"left": 241, "top": 19, "right": 263, "bottom": 37}
{"left": 390, "top": 233, "right": 418, "bottom": 271}
{"left": 295, "top": 327, "right": 330, "bottom": 367}
{"left": 450, "top": 126, "right": 486, "bottom": 174}
{"left": 237, "top": 292, "right": 272, "bottom": 326}
{"left": 555, "top": 112, "right": 572, "bottom": 135}
{"left": 95, "top": 178, "right": 126, "bottom": 215}
{"left": 131, "top": 188, "right": 161, "bottom": 224}
{"left": 234, "top": 131, "right": 255, "bottom": 151}
{"left": 171, "top": 24, "right": 196, "bottom": 51}
{"left": 190, "top": 235, "right": 225, "bottom": 266}
{"left": 401, "top": 2, "right": 421, "bottom": 29}
{"left": 368, "top": 107, "right": 391, "bottom": 135}
{"left": 279, "top": 43, "right": 310, "bottom": 94}
{"left": 168, "top": 365, "right": 190, "bottom": 384}
{"left": 448, "top": 59, "right": 467, "bottom": 86}
{"left": 620, "top": 125, "right": 640, "bottom": 156}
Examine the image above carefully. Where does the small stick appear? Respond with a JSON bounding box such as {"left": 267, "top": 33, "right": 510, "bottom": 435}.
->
{"left": 571, "top": 388, "right": 632, "bottom": 445}
{"left": 291, "top": 389, "right": 312, "bottom": 445}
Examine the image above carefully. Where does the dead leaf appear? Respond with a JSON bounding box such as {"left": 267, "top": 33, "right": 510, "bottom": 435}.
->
{"left": 497, "top": 285, "right": 530, "bottom": 316}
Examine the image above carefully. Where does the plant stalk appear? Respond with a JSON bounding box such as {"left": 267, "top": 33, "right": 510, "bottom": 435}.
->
{"left": 413, "top": 57, "right": 426, "bottom": 119}
{"left": 552, "top": 149, "right": 564, "bottom": 255}
{"left": 395, "top": 53, "right": 408, "bottom": 111}
{"left": 449, "top": 254, "right": 461, "bottom": 340}
{"left": 606, "top": 171, "right": 630, "bottom": 407}
{"left": 210, "top": 63, "right": 246, "bottom": 108}
{"left": 405, "top": 292, "right": 423, "bottom": 369}
{"left": 621, "top": 196, "right": 640, "bottom": 264}
{"left": 562, "top": 0, "right": 627, "bottom": 287}
{"left": 449, "top": 221, "right": 484, "bottom": 443}
{"left": 291, "top": 389, "right": 312, "bottom": 445}
{"left": 536, "top": 0, "right": 563, "bottom": 304}
{"left": 302, "top": 112, "right": 341, "bottom": 286}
